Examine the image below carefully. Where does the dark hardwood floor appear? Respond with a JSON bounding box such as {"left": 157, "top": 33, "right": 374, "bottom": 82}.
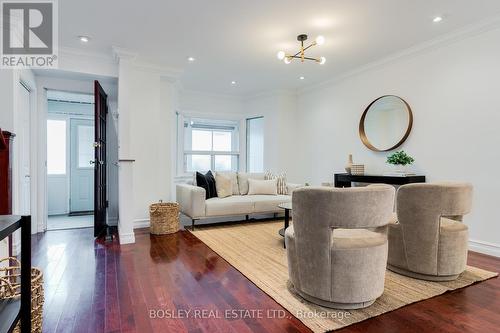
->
{"left": 32, "top": 227, "right": 499, "bottom": 333}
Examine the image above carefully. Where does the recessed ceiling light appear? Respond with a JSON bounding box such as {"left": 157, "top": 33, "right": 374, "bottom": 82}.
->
{"left": 299, "top": 76, "right": 305, "bottom": 80}
{"left": 433, "top": 16, "right": 443, "bottom": 23}
{"left": 187, "top": 56, "right": 195, "bottom": 62}
{"left": 78, "top": 35, "right": 90, "bottom": 43}
{"left": 231, "top": 81, "right": 237, "bottom": 85}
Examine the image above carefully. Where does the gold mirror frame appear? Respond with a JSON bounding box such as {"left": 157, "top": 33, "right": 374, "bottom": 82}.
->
{"left": 359, "top": 95, "right": 413, "bottom": 152}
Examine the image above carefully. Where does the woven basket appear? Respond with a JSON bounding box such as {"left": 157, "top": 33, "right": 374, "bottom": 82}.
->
{"left": 0, "top": 257, "right": 44, "bottom": 333}
{"left": 351, "top": 164, "right": 365, "bottom": 175}
{"left": 149, "top": 201, "right": 180, "bottom": 235}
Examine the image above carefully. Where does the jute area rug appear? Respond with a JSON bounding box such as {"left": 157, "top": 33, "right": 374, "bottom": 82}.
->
{"left": 190, "top": 221, "right": 498, "bottom": 332}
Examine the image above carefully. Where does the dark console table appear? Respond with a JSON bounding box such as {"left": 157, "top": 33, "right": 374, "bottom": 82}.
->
{"left": 334, "top": 173, "right": 425, "bottom": 188}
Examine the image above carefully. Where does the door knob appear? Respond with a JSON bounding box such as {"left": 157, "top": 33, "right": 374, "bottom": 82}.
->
{"left": 93, "top": 142, "right": 101, "bottom": 148}
{"left": 89, "top": 160, "right": 96, "bottom": 165}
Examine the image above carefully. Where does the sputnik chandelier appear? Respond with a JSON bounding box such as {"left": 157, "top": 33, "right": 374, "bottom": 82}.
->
{"left": 277, "top": 34, "right": 326, "bottom": 65}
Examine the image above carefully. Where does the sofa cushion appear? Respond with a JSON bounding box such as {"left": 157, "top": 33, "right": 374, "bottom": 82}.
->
{"left": 248, "top": 179, "right": 278, "bottom": 195}
{"left": 215, "top": 171, "right": 239, "bottom": 195}
{"left": 252, "top": 195, "right": 291, "bottom": 213}
{"left": 237, "top": 172, "right": 265, "bottom": 195}
{"left": 205, "top": 196, "right": 255, "bottom": 217}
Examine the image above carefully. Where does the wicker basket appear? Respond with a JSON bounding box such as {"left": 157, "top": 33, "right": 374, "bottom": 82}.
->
{"left": 149, "top": 201, "right": 180, "bottom": 235}
{"left": 0, "top": 257, "right": 44, "bottom": 333}
{"left": 351, "top": 164, "right": 365, "bottom": 175}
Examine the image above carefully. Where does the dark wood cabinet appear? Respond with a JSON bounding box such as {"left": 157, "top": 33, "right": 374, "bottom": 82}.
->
{"left": 334, "top": 173, "right": 426, "bottom": 188}
{"left": 0, "top": 131, "right": 14, "bottom": 215}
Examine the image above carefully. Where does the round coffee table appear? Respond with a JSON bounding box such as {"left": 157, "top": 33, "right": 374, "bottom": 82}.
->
{"left": 278, "top": 202, "right": 292, "bottom": 248}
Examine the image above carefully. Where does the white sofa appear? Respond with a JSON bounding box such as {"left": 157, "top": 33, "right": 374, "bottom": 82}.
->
{"left": 176, "top": 172, "right": 301, "bottom": 229}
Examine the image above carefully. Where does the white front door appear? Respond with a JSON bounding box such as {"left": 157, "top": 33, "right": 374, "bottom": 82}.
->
{"left": 17, "top": 83, "right": 31, "bottom": 215}
{"left": 69, "top": 119, "right": 94, "bottom": 213}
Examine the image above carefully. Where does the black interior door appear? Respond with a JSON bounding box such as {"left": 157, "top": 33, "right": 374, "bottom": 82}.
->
{"left": 94, "top": 80, "right": 107, "bottom": 237}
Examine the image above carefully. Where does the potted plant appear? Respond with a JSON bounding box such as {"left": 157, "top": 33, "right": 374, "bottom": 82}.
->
{"left": 386, "top": 150, "right": 415, "bottom": 175}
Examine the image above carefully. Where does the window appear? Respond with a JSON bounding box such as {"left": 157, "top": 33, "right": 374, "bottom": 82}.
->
{"left": 183, "top": 117, "right": 239, "bottom": 173}
{"left": 47, "top": 119, "right": 67, "bottom": 174}
{"left": 246, "top": 117, "right": 264, "bottom": 172}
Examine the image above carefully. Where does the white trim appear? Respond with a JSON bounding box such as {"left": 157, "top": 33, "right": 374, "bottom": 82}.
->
{"left": 469, "top": 239, "right": 500, "bottom": 258}
{"left": 298, "top": 13, "right": 500, "bottom": 95}
{"left": 118, "top": 232, "right": 135, "bottom": 245}
{"left": 134, "top": 218, "right": 150, "bottom": 229}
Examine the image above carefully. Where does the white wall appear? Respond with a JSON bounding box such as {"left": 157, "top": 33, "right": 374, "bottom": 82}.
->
{"left": 178, "top": 90, "right": 244, "bottom": 116}
{"left": 293, "top": 26, "right": 500, "bottom": 256}
{"left": 243, "top": 91, "right": 298, "bottom": 178}
{"left": 116, "top": 60, "right": 178, "bottom": 238}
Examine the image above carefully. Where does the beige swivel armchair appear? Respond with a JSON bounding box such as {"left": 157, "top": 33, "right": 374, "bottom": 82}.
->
{"left": 285, "top": 185, "right": 395, "bottom": 309}
{"left": 388, "top": 182, "right": 473, "bottom": 281}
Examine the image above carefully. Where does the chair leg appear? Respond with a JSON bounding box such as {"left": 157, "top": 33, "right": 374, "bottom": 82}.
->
{"left": 245, "top": 215, "right": 249, "bottom": 221}
{"left": 191, "top": 219, "right": 196, "bottom": 231}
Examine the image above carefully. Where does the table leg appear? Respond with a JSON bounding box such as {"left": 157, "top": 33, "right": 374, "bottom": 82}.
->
{"left": 283, "top": 209, "right": 289, "bottom": 248}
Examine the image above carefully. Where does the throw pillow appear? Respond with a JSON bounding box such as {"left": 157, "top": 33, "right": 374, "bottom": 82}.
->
{"left": 215, "top": 173, "right": 232, "bottom": 198}
{"left": 196, "top": 171, "right": 217, "bottom": 199}
{"left": 247, "top": 179, "right": 278, "bottom": 195}
{"left": 215, "top": 171, "right": 239, "bottom": 195}
{"left": 237, "top": 172, "right": 265, "bottom": 195}
{"left": 265, "top": 171, "right": 287, "bottom": 195}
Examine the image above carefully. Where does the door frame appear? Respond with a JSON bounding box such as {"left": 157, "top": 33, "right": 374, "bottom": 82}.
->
{"left": 34, "top": 77, "right": 118, "bottom": 234}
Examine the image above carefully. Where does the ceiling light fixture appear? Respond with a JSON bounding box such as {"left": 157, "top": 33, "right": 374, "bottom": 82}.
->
{"left": 231, "top": 81, "right": 236, "bottom": 85}
{"left": 187, "top": 56, "right": 195, "bottom": 62}
{"left": 433, "top": 16, "right": 443, "bottom": 23}
{"left": 299, "top": 76, "right": 305, "bottom": 80}
{"left": 78, "top": 35, "right": 90, "bottom": 43}
{"left": 277, "top": 34, "right": 326, "bottom": 65}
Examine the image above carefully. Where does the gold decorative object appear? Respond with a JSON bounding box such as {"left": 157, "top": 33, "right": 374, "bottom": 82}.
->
{"left": 276, "top": 34, "right": 326, "bottom": 65}
{"left": 359, "top": 95, "right": 413, "bottom": 152}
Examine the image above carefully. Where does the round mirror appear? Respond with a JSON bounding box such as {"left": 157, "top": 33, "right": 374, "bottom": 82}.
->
{"left": 359, "top": 95, "right": 413, "bottom": 152}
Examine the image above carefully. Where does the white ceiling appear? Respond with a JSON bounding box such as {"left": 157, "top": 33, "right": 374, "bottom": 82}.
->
{"left": 59, "top": 0, "right": 500, "bottom": 96}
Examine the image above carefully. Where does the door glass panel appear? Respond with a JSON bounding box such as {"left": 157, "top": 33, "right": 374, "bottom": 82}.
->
{"left": 78, "top": 125, "right": 95, "bottom": 168}
{"left": 47, "top": 120, "right": 66, "bottom": 174}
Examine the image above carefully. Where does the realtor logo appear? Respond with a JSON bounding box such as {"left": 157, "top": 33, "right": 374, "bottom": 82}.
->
{"left": 1, "top": 0, "right": 58, "bottom": 68}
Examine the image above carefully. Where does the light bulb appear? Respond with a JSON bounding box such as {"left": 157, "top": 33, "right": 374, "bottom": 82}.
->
{"left": 284, "top": 57, "right": 291, "bottom": 64}
{"left": 79, "top": 36, "right": 90, "bottom": 43}
{"left": 277, "top": 51, "right": 286, "bottom": 60}
{"left": 315, "top": 35, "right": 325, "bottom": 45}
{"left": 433, "top": 16, "right": 443, "bottom": 23}
{"left": 319, "top": 56, "right": 326, "bottom": 65}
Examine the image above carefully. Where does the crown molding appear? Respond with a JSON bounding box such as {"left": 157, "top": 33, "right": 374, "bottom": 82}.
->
{"left": 299, "top": 13, "right": 500, "bottom": 95}
{"left": 112, "top": 46, "right": 182, "bottom": 80}
{"left": 60, "top": 46, "right": 115, "bottom": 63}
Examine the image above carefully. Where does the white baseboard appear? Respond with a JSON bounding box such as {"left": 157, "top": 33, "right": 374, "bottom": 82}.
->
{"left": 134, "top": 218, "right": 150, "bottom": 229}
{"left": 118, "top": 231, "right": 135, "bottom": 244}
{"left": 469, "top": 239, "right": 500, "bottom": 257}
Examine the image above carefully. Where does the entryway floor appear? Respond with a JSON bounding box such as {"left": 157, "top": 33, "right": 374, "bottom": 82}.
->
{"left": 47, "top": 214, "right": 93, "bottom": 230}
